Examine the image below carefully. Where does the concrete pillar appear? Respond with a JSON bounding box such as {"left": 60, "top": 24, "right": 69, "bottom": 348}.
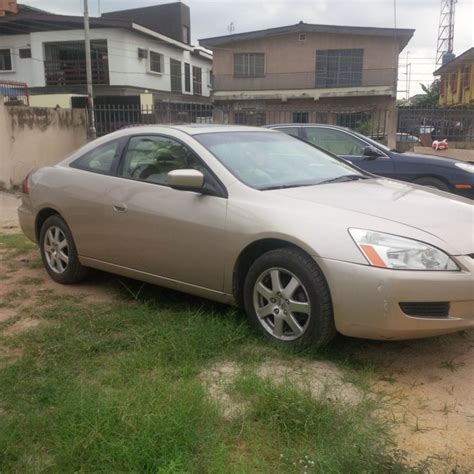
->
{"left": 386, "top": 102, "right": 398, "bottom": 150}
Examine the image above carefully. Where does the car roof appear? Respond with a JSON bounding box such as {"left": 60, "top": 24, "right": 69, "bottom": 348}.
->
{"left": 113, "top": 124, "right": 277, "bottom": 137}
{"left": 265, "top": 123, "right": 350, "bottom": 131}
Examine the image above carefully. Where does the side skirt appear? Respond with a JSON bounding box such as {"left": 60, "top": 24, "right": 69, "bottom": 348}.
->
{"left": 79, "top": 256, "right": 236, "bottom": 305}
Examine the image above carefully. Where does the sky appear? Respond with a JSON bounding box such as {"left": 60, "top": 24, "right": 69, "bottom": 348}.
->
{"left": 25, "top": 0, "right": 474, "bottom": 98}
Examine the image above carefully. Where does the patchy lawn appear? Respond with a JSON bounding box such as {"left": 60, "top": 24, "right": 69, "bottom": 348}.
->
{"left": 0, "top": 232, "right": 471, "bottom": 472}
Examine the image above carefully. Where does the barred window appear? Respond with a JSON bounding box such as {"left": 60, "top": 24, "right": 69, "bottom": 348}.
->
{"left": 234, "top": 112, "right": 266, "bottom": 126}
{"left": 149, "top": 51, "right": 162, "bottom": 73}
{"left": 462, "top": 66, "right": 470, "bottom": 89}
{"left": 316, "top": 49, "right": 363, "bottom": 88}
{"left": 234, "top": 53, "right": 265, "bottom": 77}
{"left": 170, "top": 59, "right": 182, "bottom": 93}
{"left": 293, "top": 112, "right": 309, "bottom": 123}
{"left": 184, "top": 63, "right": 191, "bottom": 92}
{"left": 193, "top": 66, "right": 202, "bottom": 95}
{"left": 450, "top": 72, "right": 458, "bottom": 93}
{"left": 0, "top": 49, "right": 13, "bottom": 71}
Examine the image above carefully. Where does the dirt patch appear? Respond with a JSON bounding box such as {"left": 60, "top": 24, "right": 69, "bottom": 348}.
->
{"left": 201, "top": 358, "right": 363, "bottom": 419}
{"left": 357, "top": 331, "right": 474, "bottom": 470}
{"left": 3, "top": 317, "right": 42, "bottom": 336}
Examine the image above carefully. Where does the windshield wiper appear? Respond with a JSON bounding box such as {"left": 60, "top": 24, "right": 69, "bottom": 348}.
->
{"left": 318, "top": 175, "right": 367, "bottom": 185}
{"left": 260, "top": 183, "right": 317, "bottom": 191}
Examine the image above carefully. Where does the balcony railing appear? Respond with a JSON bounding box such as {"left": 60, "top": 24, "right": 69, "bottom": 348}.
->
{"left": 212, "top": 68, "right": 396, "bottom": 92}
{"left": 44, "top": 59, "right": 109, "bottom": 86}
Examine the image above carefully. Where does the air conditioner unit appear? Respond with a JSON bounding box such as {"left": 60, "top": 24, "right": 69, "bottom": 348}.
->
{"left": 138, "top": 48, "right": 148, "bottom": 59}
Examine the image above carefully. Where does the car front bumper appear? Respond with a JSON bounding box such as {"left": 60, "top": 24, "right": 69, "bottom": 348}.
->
{"left": 315, "top": 255, "right": 474, "bottom": 340}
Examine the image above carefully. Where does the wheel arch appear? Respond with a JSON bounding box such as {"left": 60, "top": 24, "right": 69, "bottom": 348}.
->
{"left": 411, "top": 174, "right": 452, "bottom": 190}
{"left": 233, "top": 238, "right": 320, "bottom": 307}
{"left": 35, "top": 207, "right": 64, "bottom": 242}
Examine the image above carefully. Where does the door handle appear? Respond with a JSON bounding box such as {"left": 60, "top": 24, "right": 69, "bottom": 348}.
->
{"left": 113, "top": 202, "right": 127, "bottom": 213}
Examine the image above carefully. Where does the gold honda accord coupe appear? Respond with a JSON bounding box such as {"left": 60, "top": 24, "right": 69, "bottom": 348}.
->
{"left": 18, "top": 125, "right": 474, "bottom": 347}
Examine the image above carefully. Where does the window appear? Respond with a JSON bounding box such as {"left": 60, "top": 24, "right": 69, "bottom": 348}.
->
{"left": 304, "top": 127, "right": 368, "bottom": 156}
{"left": 462, "top": 66, "right": 470, "bottom": 89}
{"left": 71, "top": 140, "right": 121, "bottom": 174}
{"left": 149, "top": 51, "right": 162, "bottom": 73}
{"left": 234, "top": 112, "right": 266, "bottom": 126}
{"left": 299, "top": 34, "right": 306, "bottom": 42}
{"left": 293, "top": 112, "right": 309, "bottom": 123}
{"left": 184, "top": 63, "right": 191, "bottom": 92}
{"left": 170, "top": 59, "right": 182, "bottom": 93}
{"left": 120, "top": 135, "right": 214, "bottom": 188}
{"left": 440, "top": 76, "right": 446, "bottom": 97}
{"left": 276, "top": 127, "right": 300, "bottom": 138}
{"left": 192, "top": 66, "right": 202, "bottom": 95}
{"left": 234, "top": 53, "right": 265, "bottom": 77}
{"left": 182, "top": 25, "right": 190, "bottom": 44}
{"left": 0, "top": 49, "right": 13, "bottom": 71}
{"left": 19, "top": 48, "right": 32, "bottom": 59}
{"left": 336, "top": 111, "right": 371, "bottom": 130}
{"left": 315, "top": 49, "right": 363, "bottom": 88}
{"left": 450, "top": 72, "right": 458, "bottom": 93}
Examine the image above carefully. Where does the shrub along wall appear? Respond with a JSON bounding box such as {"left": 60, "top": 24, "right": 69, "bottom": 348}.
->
{"left": 0, "top": 100, "right": 88, "bottom": 189}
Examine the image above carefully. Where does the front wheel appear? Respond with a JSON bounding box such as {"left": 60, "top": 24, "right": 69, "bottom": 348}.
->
{"left": 243, "top": 248, "right": 335, "bottom": 348}
{"left": 40, "top": 215, "right": 89, "bottom": 284}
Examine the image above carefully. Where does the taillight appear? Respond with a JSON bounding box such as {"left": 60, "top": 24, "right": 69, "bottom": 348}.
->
{"left": 21, "top": 173, "right": 30, "bottom": 194}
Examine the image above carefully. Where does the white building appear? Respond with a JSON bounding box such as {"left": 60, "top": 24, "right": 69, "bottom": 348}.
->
{"left": 0, "top": 2, "right": 212, "bottom": 108}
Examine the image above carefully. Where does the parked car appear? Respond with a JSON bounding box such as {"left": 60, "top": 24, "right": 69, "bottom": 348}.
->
{"left": 266, "top": 124, "right": 474, "bottom": 199}
{"left": 18, "top": 126, "right": 474, "bottom": 347}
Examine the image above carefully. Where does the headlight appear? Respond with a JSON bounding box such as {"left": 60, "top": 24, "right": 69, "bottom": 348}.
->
{"left": 349, "top": 229, "right": 459, "bottom": 271}
{"left": 455, "top": 162, "right": 474, "bottom": 174}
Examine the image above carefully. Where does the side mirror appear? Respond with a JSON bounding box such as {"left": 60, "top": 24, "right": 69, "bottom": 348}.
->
{"left": 363, "top": 146, "right": 382, "bottom": 159}
{"left": 167, "top": 169, "right": 204, "bottom": 190}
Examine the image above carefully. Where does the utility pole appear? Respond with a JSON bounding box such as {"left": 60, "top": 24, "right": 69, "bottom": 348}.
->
{"left": 84, "top": 0, "right": 96, "bottom": 139}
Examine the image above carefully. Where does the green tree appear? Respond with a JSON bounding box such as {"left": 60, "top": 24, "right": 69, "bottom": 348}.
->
{"left": 411, "top": 80, "right": 440, "bottom": 107}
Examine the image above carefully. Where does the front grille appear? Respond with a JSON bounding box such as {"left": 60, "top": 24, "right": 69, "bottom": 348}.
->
{"left": 400, "top": 302, "right": 450, "bottom": 318}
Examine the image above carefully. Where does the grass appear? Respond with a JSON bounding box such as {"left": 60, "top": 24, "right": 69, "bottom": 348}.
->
{"left": 0, "top": 234, "right": 430, "bottom": 472}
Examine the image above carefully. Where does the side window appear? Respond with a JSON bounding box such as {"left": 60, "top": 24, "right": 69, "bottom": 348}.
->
{"left": 120, "top": 135, "right": 210, "bottom": 186}
{"left": 276, "top": 127, "right": 300, "bottom": 138}
{"left": 305, "top": 128, "right": 367, "bottom": 156}
{"left": 71, "top": 140, "right": 121, "bottom": 174}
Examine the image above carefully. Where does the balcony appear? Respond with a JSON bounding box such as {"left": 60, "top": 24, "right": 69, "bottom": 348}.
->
{"left": 212, "top": 69, "right": 396, "bottom": 94}
{"left": 44, "top": 58, "right": 109, "bottom": 87}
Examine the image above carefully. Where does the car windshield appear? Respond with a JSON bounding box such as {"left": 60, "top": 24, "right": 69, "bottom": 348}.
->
{"left": 195, "top": 131, "right": 365, "bottom": 190}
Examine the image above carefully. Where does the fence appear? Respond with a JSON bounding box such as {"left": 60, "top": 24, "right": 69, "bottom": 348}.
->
{"left": 398, "top": 106, "right": 474, "bottom": 143}
{"left": 0, "top": 80, "right": 29, "bottom": 106}
{"left": 93, "top": 102, "right": 213, "bottom": 136}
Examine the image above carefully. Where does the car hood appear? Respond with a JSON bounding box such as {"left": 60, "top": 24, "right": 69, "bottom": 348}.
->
{"left": 395, "top": 151, "right": 470, "bottom": 165}
{"left": 271, "top": 178, "right": 474, "bottom": 255}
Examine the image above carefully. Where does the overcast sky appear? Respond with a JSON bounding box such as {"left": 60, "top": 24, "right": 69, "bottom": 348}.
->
{"left": 26, "top": 0, "right": 474, "bottom": 97}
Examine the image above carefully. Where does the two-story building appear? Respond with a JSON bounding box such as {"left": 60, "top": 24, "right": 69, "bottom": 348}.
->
{"left": 434, "top": 47, "right": 474, "bottom": 107}
{"left": 200, "top": 22, "right": 413, "bottom": 134}
{"left": 0, "top": 1, "right": 212, "bottom": 109}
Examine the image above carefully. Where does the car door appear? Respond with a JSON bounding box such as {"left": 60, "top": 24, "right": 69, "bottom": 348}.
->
{"left": 66, "top": 137, "right": 126, "bottom": 259}
{"left": 302, "top": 126, "right": 395, "bottom": 177}
{"left": 100, "top": 134, "right": 228, "bottom": 292}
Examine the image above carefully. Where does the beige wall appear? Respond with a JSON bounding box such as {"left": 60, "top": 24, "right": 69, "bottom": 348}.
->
{"left": 0, "top": 101, "right": 87, "bottom": 189}
{"left": 212, "top": 32, "right": 399, "bottom": 91}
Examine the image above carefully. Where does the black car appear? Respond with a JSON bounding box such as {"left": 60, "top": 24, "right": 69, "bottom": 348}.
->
{"left": 266, "top": 124, "right": 474, "bottom": 200}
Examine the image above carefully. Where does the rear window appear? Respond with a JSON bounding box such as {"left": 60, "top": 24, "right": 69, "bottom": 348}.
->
{"left": 71, "top": 140, "right": 121, "bottom": 175}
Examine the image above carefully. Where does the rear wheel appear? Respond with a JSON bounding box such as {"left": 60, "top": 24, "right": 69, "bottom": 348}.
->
{"left": 413, "top": 177, "right": 450, "bottom": 192}
{"left": 243, "top": 248, "right": 335, "bottom": 348}
{"left": 40, "top": 215, "right": 89, "bottom": 284}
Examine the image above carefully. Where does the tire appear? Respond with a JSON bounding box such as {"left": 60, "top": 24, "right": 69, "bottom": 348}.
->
{"left": 243, "top": 247, "right": 336, "bottom": 348}
{"left": 39, "top": 215, "right": 89, "bottom": 284}
{"left": 413, "top": 177, "right": 450, "bottom": 192}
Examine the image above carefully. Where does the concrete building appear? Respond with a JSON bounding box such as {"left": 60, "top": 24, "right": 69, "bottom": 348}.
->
{"left": 434, "top": 48, "right": 474, "bottom": 106}
{"left": 200, "top": 22, "right": 414, "bottom": 140}
{"left": 0, "top": 2, "right": 212, "bottom": 108}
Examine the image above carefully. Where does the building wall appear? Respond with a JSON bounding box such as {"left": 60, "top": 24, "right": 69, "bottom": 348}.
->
{"left": 0, "top": 100, "right": 88, "bottom": 188}
{"left": 211, "top": 31, "right": 399, "bottom": 93}
{"left": 439, "top": 62, "right": 474, "bottom": 106}
{"left": 0, "top": 28, "right": 212, "bottom": 97}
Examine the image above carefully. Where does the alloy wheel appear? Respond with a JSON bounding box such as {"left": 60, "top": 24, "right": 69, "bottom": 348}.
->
{"left": 44, "top": 226, "right": 69, "bottom": 274}
{"left": 252, "top": 267, "right": 311, "bottom": 341}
